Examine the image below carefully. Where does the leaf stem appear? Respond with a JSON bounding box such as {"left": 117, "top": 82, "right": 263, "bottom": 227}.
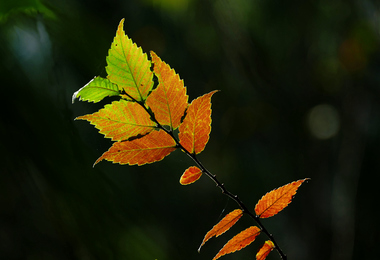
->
{"left": 138, "top": 99, "right": 287, "bottom": 260}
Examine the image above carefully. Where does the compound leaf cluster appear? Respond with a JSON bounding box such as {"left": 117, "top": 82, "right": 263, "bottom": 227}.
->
{"left": 72, "top": 18, "right": 310, "bottom": 260}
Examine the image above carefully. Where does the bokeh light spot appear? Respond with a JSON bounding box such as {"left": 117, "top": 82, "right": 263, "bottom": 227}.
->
{"left": 307, "top": 104, "right": 340, "bottom": 140}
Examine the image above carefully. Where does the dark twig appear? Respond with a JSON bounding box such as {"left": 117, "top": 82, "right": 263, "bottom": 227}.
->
{"left": 135, "top": 97, "right": 287, "bottom": 260}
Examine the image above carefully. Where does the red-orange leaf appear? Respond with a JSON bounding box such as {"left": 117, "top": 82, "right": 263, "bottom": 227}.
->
{"left": 198, "top": 209, "right": 243, "bottom": 252}
{"left": 178, "top": 90, "right": 218, "bottom": 154}
{"left": 255, "top": 178, "right": 309, "bottom": 218}
{"left": 146, "top": 51, "right": 188, "bottom": 130}
{"left": 76, "top": 100, "right": 156, "bottom": 141}
{"left": 94, "top": 130, "right": 177, "bottom": 166}
{"left": 213, "top": 226, "right": 261, "bottom": 260}
{"left": 180, "top": 166, "right": 202, "bottom": 185}
{"left": 256, "top": 240, "right": 275, "bottom": 260}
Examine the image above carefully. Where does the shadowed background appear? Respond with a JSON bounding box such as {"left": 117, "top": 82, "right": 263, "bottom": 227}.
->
{"left": 1, "top": 0, "right": 380, "bottom": 259}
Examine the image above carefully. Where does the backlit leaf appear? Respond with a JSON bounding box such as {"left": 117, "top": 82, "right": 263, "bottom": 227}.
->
{"left": 213, "top": 226, "right": 261, "bottom": 260}
{"left": 94, "top": 130, "right": 177, "bottom": 166}
{"left": 198, "top": 209, "right": 243, "bottom": 252}
{"left": 146, "top": 51, "right": 188, "bottom": 130}
{"left": 180, "top": 166, "right": 202, "bottom": 185}
{"left": 72, "top": 76, "right": 120, "bottom": 103}
{"left": 256, "top": 240, "right": 275, "bottom": 260}
{"left": 76, "top": 100, "right": 156, "bottom": 141}
{"left": 106, "top": 19, "right": 153, "bottom": 101}
{"left": 178, "top": 90, "right": 218, "bottom": 154}
{"left": 255, "top": 178, "right": 309, "bottom": 218}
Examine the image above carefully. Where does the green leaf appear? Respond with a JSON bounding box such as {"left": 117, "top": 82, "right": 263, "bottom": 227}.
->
{"left": 72, "top": 76, "right": 120, "bottom": 103}
{"left": 106, "top": 19, "right": 153, "bottom": 101}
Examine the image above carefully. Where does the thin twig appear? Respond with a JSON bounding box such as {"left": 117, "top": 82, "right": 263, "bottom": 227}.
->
{"left": 135, "top": 97, "right": 287, "bottom": 260}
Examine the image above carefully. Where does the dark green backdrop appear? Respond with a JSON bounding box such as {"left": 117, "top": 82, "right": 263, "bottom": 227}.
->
{"left": 1, "top": 0, "right": 380, "bottom": 259}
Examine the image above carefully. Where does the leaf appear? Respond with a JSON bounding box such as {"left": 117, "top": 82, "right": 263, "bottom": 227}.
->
{"left": 213, "top": 226, "right": 261, "bottom": 260}
{"left": 72, "top": 76, "right": 120, "bottom": 103}
{"left": 106, "top": 19, "right": 153, "bottom": 101}
{"left": 76, "top": 100, "right": 156, "bottom": 141}
{"left": 180, "top": 166, "right": 202, "bottom": 185}
{"left": 198, "top": 209, "right": 243, "bottom": 252}
{"left": 255, "top": 178, "right": 309, "bottom": 218}
{"left": 146, "top": 51, "right": 188, "bottom": 130}
{"left": 256, "top": 240, "right": 275, "bottom": 260}
{"left": 94, "top": 130, "right": 177, "bottom": 166}
{"left": 178, "top": 90, "right": 218, "bottom": 154}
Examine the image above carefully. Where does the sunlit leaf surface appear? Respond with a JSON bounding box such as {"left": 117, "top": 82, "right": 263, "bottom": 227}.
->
{"left": 76, "top": 100, "right": 156, "bottom": 141}
{"left": 198, "top": 209, "right": 243, "bottom": 252}
{"left": 255, "top": 178, "right": 309, "bottom": 218}
{"left": 213, "top": 226, "right": 261, "bottom": 260}
{"left": 146, "top": 51, "right": 188, "bottom": 130}
{"left": 178, "top": 90, "right": 218, "bottom": 154}
{"left": 106, "top": 19, "right": 153, "bottom": 101}
{"left": 94, "top": 130, "right": 177, "bottom": 166}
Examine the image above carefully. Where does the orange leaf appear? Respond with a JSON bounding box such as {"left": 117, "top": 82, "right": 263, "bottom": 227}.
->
{"left": 256, "top": 240, "right": 275, "bottom": 260}
{"left": 178, "top": 90, "right": 218, "bottom": 154}
{"left": 76, "top": 100, "right": 156, "bottom": 141}
{"left": 146, "top": 51, "right": 188, "bottom": 130}
{"left": 255, "top": 178, "right": 309, "bottom": 218}
{"left": 180, "top": 166, "right": 202, "bottom": 185}
{"left": 94, "top": 130, "right": 177, "bottom": 166}
{"left": 198, "top": 209, "right": 243, "bottom": 252}
{"left": 213, "top": 226, "right": 261, "bottom": 260}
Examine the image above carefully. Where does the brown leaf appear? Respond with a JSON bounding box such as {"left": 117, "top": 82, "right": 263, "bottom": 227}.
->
{"left": 213, "top": 226, "right": 261, "bottom": 260}
{"left": 198, "top": 209, "right": 243, "bottom": 252}
{"left": 255, "top": 178, "right": 309, "bottom": 218}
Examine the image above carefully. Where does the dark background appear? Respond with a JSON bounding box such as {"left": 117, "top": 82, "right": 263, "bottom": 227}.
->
{"left": 1, "top": 0, "right": 380, "bottom": 259}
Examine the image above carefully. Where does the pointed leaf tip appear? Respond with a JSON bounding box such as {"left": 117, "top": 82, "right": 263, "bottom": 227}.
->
{"left": 75, "top": 100, "right": 156, "bottom": 141}
{"left": 256, "top": 240, "right": 275, "bottom": 260}
{"left": 213, "top": 226, "right": 261, "bottom": 260}
{"left": 198, "top": 209, "right": 243, "bottom": 252}
{"left": 94, "top": 130, "right": 177, "bottom": 166}
{"left": 72, "top": 77, "right": 120, "bottom": 104}
{"left": 180, "top": 166, "right": 202, "bottom": 185}
{"left": 147, "top": 51, "right": 188, "bottom": 130}
{"left": 106, "top": 18, "right": 153, "bottom": 101}
{"left": 255, "top": 178, "right": 310, "bottom": 218}
{"left": 178, "top": 90, "right": 219, "bottom": 154}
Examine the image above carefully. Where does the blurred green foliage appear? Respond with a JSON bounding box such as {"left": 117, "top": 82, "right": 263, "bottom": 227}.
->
{"left": 1, "top": 0, "right": 380, "bottom": 259}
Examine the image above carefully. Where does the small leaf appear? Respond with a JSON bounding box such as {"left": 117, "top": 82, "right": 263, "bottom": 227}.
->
{"left": 180, "top": 166, "right": 202, "bottom": 185}
{"left": 198, "top": 209, "right": 243, "bottom": 252}
{"left": 178, "top": 90, "right": 218, "bottom": 154}
{"left": 146, "top": 51, "right": 188, "bottom": 130}
{"left": 255, "top": 178, "right": 309, "bottom": 218}
{"left": 94, "top": 130, "right": 177, "bottom": 166}
{"left": 256, "top": 240, "right": 275, "bottom": 260}
{"left": 72, "top": 76, "right": 120, "bottom": 103}
{"left": 76, "top": 100, "right": 156, "bottom": 141}
{"left": 106, "top": 19, "right": 153, "bottom": 101}
{"left": 213, "top": 226, "right": 261, "bottom": 260}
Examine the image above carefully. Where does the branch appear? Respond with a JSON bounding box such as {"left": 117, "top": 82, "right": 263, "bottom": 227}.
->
{"left": 134, "top": 98, "right": 287, "bottom": 260}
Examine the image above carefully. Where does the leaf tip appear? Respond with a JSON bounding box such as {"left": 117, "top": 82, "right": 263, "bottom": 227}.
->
{"left": 72, "top": 90, "right": 79, "bottom": 104}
